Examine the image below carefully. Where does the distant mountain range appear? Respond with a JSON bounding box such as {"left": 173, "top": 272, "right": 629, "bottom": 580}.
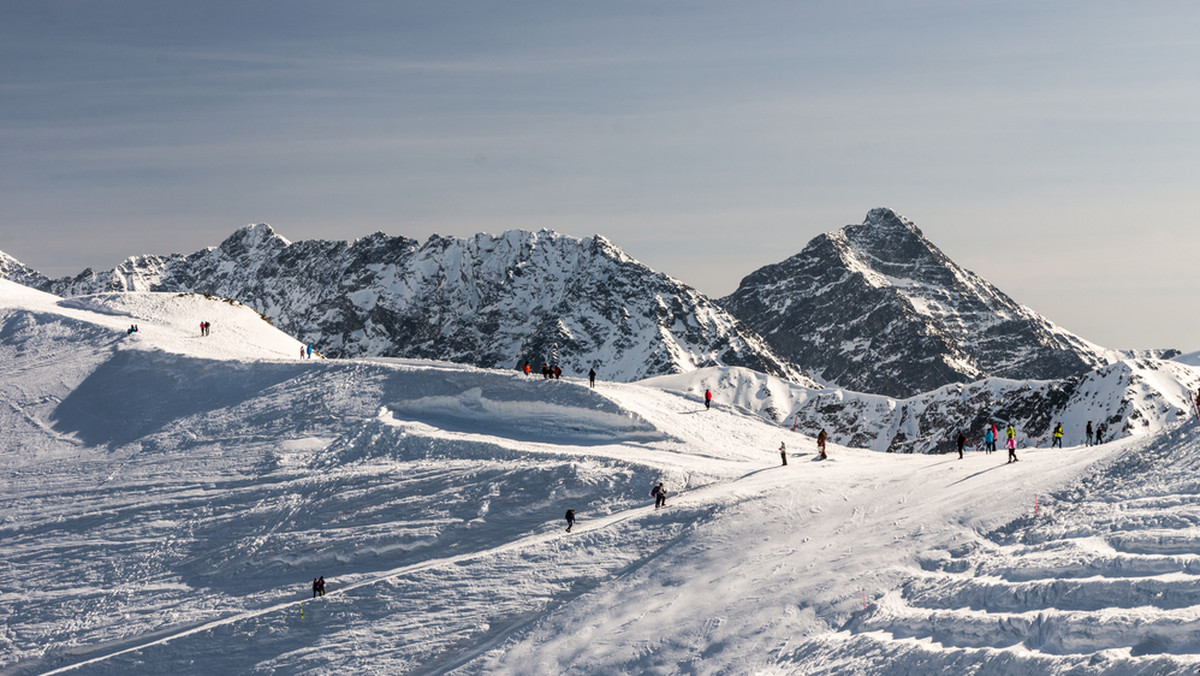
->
{"left": 0, "top": 208, "right": 1124, "bottom": 393}
{"left": 0, "top": 227, "right": 809, "bottom": 384}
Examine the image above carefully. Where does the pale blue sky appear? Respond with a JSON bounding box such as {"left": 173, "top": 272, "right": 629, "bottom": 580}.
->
{"left": 2, "top": 1, "right": 1199, "bottom": 350}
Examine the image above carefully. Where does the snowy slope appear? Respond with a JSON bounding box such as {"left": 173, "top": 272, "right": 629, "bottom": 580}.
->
{"left": 5, "top": 282, "right": 1200, "bottom": 675}
{"left": 644, "top": 358, "right": 1200, "bottom": 455}
{"left": 720, "top": 208, "right": 1116, "bottom": 398}
{"left": 1, "top": 228, "right": 811, "bottom": 385}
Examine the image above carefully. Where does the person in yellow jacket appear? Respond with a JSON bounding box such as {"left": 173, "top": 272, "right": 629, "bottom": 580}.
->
{"left": 1006, "top": 424, "right": 1018, "bottom": 463}
{"left": 1052, "top": 422, "right": 1064, "bottom": 449}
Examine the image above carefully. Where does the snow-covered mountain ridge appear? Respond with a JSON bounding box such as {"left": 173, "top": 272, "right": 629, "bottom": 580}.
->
{"left": 721, "top": 208, "right": 1117, "bottom": 398}
{"left": 1, "top": 227, "right": 811, "bottom": 384}
{"left": 646, "top": 356, "right": 1200, "bottom": 455}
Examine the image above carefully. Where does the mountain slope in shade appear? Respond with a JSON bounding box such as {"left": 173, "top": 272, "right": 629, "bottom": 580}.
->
{"left": 720, "top": 208, "right": 1114, "bottom": 398}
{"left": 2, "top": 227, "right": 814, "bottom": 385}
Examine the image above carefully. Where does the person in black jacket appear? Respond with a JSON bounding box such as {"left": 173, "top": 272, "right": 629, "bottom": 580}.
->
{"left": 957, "top": 432, "right": 966, "bottom": 459}
{"left": 565, "top": 509, "right": 575, "bottom": 533}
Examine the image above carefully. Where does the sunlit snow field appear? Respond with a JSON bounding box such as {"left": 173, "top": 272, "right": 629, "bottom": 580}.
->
{"left": 4, "top": 280, "right": 1200, "bottom": 675}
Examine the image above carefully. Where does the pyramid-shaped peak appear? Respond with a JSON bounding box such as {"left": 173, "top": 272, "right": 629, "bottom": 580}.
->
{"left": 855, "top": 207, "right": 924, "bottom": 237}
{"left": 219, "top": 223, "right": 292, "bottom": 252}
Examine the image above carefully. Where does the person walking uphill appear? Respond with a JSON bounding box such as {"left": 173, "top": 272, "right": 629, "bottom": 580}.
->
{"left": 565, "top": 509, "right": 575, "bottom": 533}
{"left": 1006, "top": 424, "right": 1018, "bottom": 463}
{"left": 705, "top": 389, "right": 712, "bottom": 410}
{"left": 652, "top": 482, "right": 667, "bottom": 508}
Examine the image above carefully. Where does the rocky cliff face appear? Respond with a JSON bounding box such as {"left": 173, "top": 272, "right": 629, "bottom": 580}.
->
{"left": 720, "top": 208, "right": 1112, "bottom": 398}
{"left": 4, "top": 226, "right": 813, "bottom": 385}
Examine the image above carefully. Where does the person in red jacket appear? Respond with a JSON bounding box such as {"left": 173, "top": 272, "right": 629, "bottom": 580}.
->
{"left": 704, "top": 389, "right": 712, "bottom": 410}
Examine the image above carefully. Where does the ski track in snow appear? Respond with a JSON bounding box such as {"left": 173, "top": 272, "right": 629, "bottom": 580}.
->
{"left": 6, "top": 283, "right": 1200, "bottom": 674}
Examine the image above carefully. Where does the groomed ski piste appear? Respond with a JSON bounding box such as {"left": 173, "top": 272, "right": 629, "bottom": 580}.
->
{"left": 4, "top": 279, "right": 1200, "bottom": 675}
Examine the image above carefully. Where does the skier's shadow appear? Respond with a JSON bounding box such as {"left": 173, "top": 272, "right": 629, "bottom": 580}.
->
{"left": 948, "top": 463, "right": 1009, "bottom": 486}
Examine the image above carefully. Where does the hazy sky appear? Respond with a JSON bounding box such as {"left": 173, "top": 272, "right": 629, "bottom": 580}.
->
{"left": 3, "top": 1, "right": 1199, "bottom": 350}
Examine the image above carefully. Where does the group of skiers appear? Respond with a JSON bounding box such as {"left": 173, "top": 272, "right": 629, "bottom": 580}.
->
{"left": 517, "top": 360, "right": 599, "bottom": 388}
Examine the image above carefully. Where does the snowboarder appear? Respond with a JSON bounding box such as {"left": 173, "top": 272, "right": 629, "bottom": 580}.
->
{"left": 1086, "top": 420, "right": 1094, "bottom": 446}
{"left": 817, "top": 429, "right": 828, "bottom": 460}
{"left": 652, "top": 482, "right": 667, "bottom": 509}
{"left": 1052, "top": 422, "right": 1064, "bottom": 448}
{"left": 780, "top": 441, "right": 788, "bottom": 466}
{"left": 984, "top": 426, "right": 995, "bottom": 454}
{"left": 565, "top": 509, "right": 575, "bottom": 533}
{"left": 588, "top": 367, "right": 596, "bottom": 387}
{"left": 1006, "top": 424, "right": 1017, "bottom": 463}
{"left": 704, "top": 389, "right": 712, "bottom": 410}
{"left": 957, "top": 432, "right": 966, "bottom": 459}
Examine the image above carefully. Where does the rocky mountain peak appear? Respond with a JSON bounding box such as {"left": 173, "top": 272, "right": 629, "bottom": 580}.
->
{"left": 721, "top": 208, "right": 1112, "bottom": 398}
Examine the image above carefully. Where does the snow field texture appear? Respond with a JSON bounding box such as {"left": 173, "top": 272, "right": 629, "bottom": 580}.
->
{"left": 4, "top": 282, "right": 1200, "bottom": 674}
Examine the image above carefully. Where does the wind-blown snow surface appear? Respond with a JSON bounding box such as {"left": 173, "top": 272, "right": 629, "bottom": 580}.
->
{"left": 5, "top": 281, "right": 1200, "bottom": 675}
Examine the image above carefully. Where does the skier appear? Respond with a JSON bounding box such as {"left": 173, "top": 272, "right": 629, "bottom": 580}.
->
{"left": 779, "top": 441, "right": 788, "bottom": 466}
{"left": 588, "top": 367, "right": 596, "bottom": 387}
{"left": 1006, "top": 424, "right": 1018, "bottom": 463}
{"left": 984, "top": 426, "right": 995, "bottom": 454}
{"left": 957, "top": 431, "right": 966, "bottom": 459}
{"left": 1086, "top": 420, "right": 1094, "bottom": 446}
{"left": 565, "top": 509, "right": 575, "bottom": 533}
{"left": 704, "top": 389, "right": 712, "bottom": 410}
{"left": 1052, "top": 422, "right": 1064, "bottom": 448}
{"left": 652, "top": 482, "right": 667, "bottom": 509}
{"left": 817, "top": 429, "right": 828, "bottom": 460}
